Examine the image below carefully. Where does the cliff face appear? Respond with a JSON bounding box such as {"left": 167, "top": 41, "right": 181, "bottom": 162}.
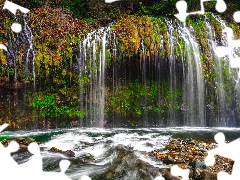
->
{"left": 0, "top": 0, "right": 240, "bottom": 129}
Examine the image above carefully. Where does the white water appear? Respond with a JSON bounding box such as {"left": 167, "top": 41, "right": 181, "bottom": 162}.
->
{"left": 166, "top": 19, "right": 178, "bottom": 126}
{"left": 79, "top": 27, "right": 110, "bottom": 127}
{"left": 76, "top": 15, "right": 240, "bottom": 127}
{"left": 23, "top": 14, "right": 36, "bottom": 91}
{"left": 4, "top": 127, "right": 240, "bottom": 179}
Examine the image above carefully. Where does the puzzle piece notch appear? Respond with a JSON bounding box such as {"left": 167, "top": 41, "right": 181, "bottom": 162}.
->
{"left": 104, "top": 0, "right": 120, "bottom": 3}
{"left": 233, "top": 11, "right": 240, "bottom": 23}
{"left": 205, "top": 132, "right": 240, "bottom": 179}
{"left": 2, "top": 0, "right": 30, "bottom": 33}
{"left": 17, "top": 139, "right": 74, "bottom": 180}
{"left": 215, "top": 0, "right": 227, "bottom": 13}
{"left": 59, "top": 160, "right": 71, "bottom": 174}
{"left": 171, "top": 165, "right": 190, "bottom": 180}
{"left": 0, "top": 123, "right": 93, "bottom": 180}
{"left": 0, "top": 123, "right": 8, "bottom": 132}
{"left": 0, "top": 0, "right": 31, "bottom": 52}
{"left": 21, "top": 142, "right": 43, "bottom": 174}
{"left": 3, "top": 0, "right": 29, "bottom": 15}
{"left": 175, "top": 0, "right": 227, "bottom": 23}
{"left": 154, "top": 176, "right": 165, "bottom": 180}
{"left": 80, "top": 175, "right": 92, "bottom": 180}
{"left": 40, "top": 160, "right": 72, "bottom": 180}
{"left": 0, "top": 124, "right": 21, "bottom": 179}
{"left": 215, "top": 27, "right": 240, "bottom": 68}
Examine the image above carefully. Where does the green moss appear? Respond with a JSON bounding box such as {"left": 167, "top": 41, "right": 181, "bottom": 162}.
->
{"left": 107, "top": 80, "right": 159, "bottom": 117}
{"left": 30, "top": 93, "right": 85, "bottom": 118}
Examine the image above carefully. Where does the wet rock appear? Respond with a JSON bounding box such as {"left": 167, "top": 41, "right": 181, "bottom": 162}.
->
{"left": 165, "top": 142, "right": 177, "bottom": 150}
{"left": 65, "top": 150, "right": 75, "bottom": 157}
{"left": 1, "top": 139, "right": 8, "bottom": 147}
{"left": 105, "top": 171, "right": 113, "bottom": 179}
{"left": 15, "top": 137, "right": 38, "bottom": 146}
{"left": 152, "top": 138, "right": 234, "bottom": 179}
{"left": 96, "top": 144, "right": 161, "bottom": 180}
{"left": 49, "top": 147, "right": 75, "bottom": 157}
{"left": 161, "top": 168, "right": 180, "bottom": 180}
{"left": 69, "top": 153, "right": 95, "bottom": 165}
{"left": 1, "top": 137, "right": 39, "bottom": 155}
{"left": 200, "top": 170, "right": 217, "bottom": 180}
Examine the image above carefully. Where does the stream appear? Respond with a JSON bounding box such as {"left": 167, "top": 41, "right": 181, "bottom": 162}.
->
{"left": 2, "top": 127, "right": 240, "bottom": 180}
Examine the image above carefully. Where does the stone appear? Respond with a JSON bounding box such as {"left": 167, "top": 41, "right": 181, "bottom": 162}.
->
{"left": 161, "top": 168, "right": 180, "bottom": 180}
{"left": 49, "top": 147, "right": 75, "bottom": 157}
{"left": 200, "top": 170, "right": 217, "bottom": 180}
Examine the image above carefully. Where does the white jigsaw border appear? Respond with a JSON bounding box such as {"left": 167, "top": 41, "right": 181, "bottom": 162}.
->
{"left": 1, "top": 0, "right": 240, "bottom": 179}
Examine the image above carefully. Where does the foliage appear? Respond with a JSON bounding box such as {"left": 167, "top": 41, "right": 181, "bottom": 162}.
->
{"left": 107, "top": 80, "right": 159, "bottom": 117}
{"left": 106, "top": 80, "right": 183, "bottom": 120}
{"left": 0, "top": 0, "right": 240, "bottom": 129}
{"left": 30, "top": 6, "right": 87, "bottom": 68}
{"left": 30, "top": 93, "right": 84, "bottom": 118}
{"left": 159, "top": 81, "right": 183, "bottom": 116}
{"left": 113, "top": 15, "right": 168, "bottom": 57}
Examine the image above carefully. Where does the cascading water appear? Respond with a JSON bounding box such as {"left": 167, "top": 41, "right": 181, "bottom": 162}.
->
{"left": 180, "top": 24, "right": 205, "bottom": 126}
{"left": 76, "top": 14, "right": 239, "bottom": 127}
{"left": 77, "top": 27, "right": 110, "bottom": 127}
{"left": 6, "top": 14, "right": 36, "bottom": 85}
{"left": 1, "top": 11, "right": 239, "bottom": 128}
{"left": 2, "top": 6, "right": 240, "bottom": 180}
{"left": 165, "top": 19, "right": 182, "bottom": 126}
{"left": 204, "top": 16, "right": 227, "bottom": 126}
{"left": 23, "top": 14, "right": 36, "bottom": 91}
{"left": 1, "top": 13, "right": 36, "bottom": 124}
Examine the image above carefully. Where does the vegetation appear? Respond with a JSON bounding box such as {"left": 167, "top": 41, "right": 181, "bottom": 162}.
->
{"left": 30, "top": 94, "right": 84, "bottom": 118}
{"left": 107, "top": 80, "right": 160, "bottom": 117}
{"left": 0, "top": 0, "right": 240, "bottom": 129}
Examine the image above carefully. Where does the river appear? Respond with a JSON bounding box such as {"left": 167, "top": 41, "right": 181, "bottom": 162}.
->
{"left": 1, "top": 127, "right": 240, "bottom": 179}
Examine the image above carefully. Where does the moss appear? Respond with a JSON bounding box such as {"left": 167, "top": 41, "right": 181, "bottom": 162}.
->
{"left": 106, "top": 80, "right": 160, "bottom": 117}
{"left": 106, "top": 79, "right": 183, "bottom": 120}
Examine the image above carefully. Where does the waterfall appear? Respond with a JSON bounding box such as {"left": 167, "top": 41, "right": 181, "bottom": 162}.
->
{"left": 166, "top": 19, "right": 179, "bottom": 126}
{"left": 23, "top": 14, "right": 36, "bottom": 91}
{"left": 2, "top": 12, "right": 239, "bottom": 128}
{"left": 180, "top": 25, "right": 205, "bottom": 126}
{"left": 76, "top": 14, "right": 240, "bottom": 127}
{"left": 6, "top": 13, "right": 36, "bottom": 88}
{"left": 78, "top": 27, "right": 110, "bottom": 127}
{"left": 204, "top": 16, "right": 226, "bottom": 126}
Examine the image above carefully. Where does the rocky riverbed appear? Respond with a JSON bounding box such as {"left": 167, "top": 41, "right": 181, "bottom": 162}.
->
{"left": 0, "top": 135, "right": 235, "bottom": 180}
{"left": 151, "top": 138, "right": 234, "bottom": 180}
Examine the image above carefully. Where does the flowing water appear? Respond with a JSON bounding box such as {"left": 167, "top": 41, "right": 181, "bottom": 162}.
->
{"left": 78, "top": 26, "right": 110, "bottom": 127}
{"left": 73, "top": 14, "right": 239, "bottom": 128}
{"left": 2, "top": 7, "right": 240, "bottom": 180}
{"left": 2, "top": 13, "right": 240, "bottom": 128}
{"left": 2, "top": 127, "right": 240, "bottom": 179}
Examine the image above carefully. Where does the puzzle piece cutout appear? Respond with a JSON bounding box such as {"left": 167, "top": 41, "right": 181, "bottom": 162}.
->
{"left": 233, "top": 11, "right": 240, "bottom": 23}
{"left": 0, "top": 0, "right": 239, "bottom": 178}
{"left": 174, "top": 0, "right": 240, "bottom": 70}
{"left": 155, "top": 132, "right": 240, "bottom": 180}
{"left": 175, "top": 0, "right": 227, "bottom": 23}
{"left": 154, "top": 176, "right": 165, "bottom": 180}
{"left": 215, "top": 27, "right": 240, "bottom": 69}
{"left": 104, "top": 0, "right": 120, "bottom": 3}
{"left": 0, "top": 124, "right": 21, "bottom": 179}
{"left": 0, "top": 126, "right": 238, "bottom": 180}
{"left": 154, "top": 164, "right": 190, "bottom": 180}
{"left": 205, "top": 132, "right": 240, "bottom": 180}
{"left": 80, "top": 175, "right": 92, "bottom": 180}
{"left": 0, "top": 124, "right": 92, "bottom": 180}
{"left": 0, "top": 0, "right": 30, "bottom": 52}
{"left": 171, "top": 165, "right": 190, "bottom": 180}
